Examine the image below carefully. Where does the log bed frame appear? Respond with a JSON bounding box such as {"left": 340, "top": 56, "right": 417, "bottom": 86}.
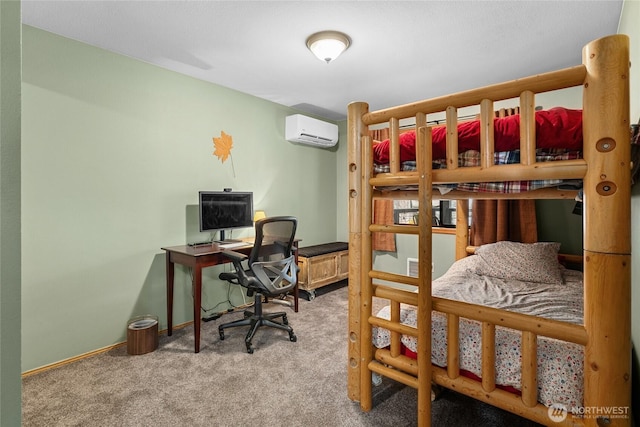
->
{"left": 346, "top": 35, "right": 631, "bottom": 426}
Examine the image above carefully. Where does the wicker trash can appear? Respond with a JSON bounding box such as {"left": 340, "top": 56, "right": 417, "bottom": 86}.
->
{"left": 127, "top": 315, "right": 159, "bottom": 355}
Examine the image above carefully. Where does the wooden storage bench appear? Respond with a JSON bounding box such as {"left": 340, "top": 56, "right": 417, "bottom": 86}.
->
{"left": 297, "top": 242, "right": 348, "bottom": 300}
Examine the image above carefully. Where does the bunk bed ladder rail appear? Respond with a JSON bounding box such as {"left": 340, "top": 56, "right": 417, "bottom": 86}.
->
{"left": 358, "top": 116, "right": 435, "bottom": 426}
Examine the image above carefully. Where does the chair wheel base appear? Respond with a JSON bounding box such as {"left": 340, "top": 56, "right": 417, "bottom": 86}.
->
{"left": 217, "top": 292, "right": 297, "bottom": 353}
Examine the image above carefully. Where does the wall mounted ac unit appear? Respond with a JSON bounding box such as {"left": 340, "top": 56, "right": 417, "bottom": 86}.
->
{"left": 285, "top": 114, "right": 339, "bottom": 147}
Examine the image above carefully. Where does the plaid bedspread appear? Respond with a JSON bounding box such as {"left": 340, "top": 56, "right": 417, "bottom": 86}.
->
{"left": 373, "top": 149, "right": 582, "bottom": 193}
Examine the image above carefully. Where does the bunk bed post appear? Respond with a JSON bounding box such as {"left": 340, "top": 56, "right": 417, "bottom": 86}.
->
{"left": 445, "top": 105, "right": 470, "bottom": 261}
{"left": 359, "top": 133, "right": 375, "bottom": 412}
{"left": 455, "top": 200, "right": 469, "bottom": 260}
{"left": 347, "top": 101, "right": 369, "bottom": 403}
{"left": 416, "top": 125, "right": 434, "bottom": 427}
{"left": 582, "top": 34, "right": 631, "bottom": 426}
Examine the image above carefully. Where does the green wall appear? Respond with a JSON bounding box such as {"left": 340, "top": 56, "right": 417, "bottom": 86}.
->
{"left": 0, "top": 1, "right": 22, "bottom": 425}
{"left": 21, "top": 25, "right": 342, "bottom": 372}
{"left": 335, "top": 122, "right": 349, "bottom": 242}
{"left": 371, "top": 233, "right": 456, "bottom": 282}
{"left": 536, "top": 200, "right": 583, "bottom": 255}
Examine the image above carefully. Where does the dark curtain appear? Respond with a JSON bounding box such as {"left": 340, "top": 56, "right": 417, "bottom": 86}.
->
{"left": 470, "top": 199, "right": 538, "bottom": 246}
{"left": 470, "top": 107, "right": 537, "bottom": 246}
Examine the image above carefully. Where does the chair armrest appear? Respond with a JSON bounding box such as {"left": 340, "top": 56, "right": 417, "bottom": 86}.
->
{"left": 218, "top": 250, "right": 250, "bottom": 285}
{"left": 220, "top": 250, "right": 248, "bottom": 262}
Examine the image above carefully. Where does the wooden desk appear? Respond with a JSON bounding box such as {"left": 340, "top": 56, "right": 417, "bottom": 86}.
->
{"left": 162, "top": 242, "right": 299, "bottom": 353}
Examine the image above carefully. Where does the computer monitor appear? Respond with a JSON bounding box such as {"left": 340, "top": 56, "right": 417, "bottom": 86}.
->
{"left": 198, "top": 191, "right": 253, "bottom": 242}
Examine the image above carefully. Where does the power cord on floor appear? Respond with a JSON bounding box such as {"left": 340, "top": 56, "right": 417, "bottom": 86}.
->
{"left": 185, "top": 263, "right": 252, "bottom": 321}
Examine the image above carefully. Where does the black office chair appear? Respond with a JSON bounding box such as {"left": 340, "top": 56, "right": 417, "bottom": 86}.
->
{"left": 217, "top": 216, "right": 298, "bottom": 353}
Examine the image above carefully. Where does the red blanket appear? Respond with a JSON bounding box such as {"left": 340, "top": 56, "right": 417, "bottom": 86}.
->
{"left": 372, "top": 107, "right": 583, "bottom": 164}
{"left": 401, "top": 346, "right": 522, "bottom": 396}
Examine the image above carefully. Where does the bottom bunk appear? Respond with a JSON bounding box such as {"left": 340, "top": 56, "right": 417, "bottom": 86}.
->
{"left": 370, "top": 242, "right": 586, "bottom": 424}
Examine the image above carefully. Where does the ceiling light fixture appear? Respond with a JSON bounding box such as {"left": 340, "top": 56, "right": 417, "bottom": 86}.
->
{"left": 306, "top": 31, "right": 351, "bottom": 64}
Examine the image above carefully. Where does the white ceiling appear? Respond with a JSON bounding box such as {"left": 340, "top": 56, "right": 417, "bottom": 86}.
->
{"left": 21, "top": 1, "right": 624, "bottom": 121}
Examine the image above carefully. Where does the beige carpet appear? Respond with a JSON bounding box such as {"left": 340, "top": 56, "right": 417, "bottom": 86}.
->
{"left": 22, "top": 282, "right": 541, "bottom": 427}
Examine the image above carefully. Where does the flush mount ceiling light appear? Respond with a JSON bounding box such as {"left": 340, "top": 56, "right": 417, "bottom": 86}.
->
{"left": 306, "top": 31, "right": 351, "bottom": 64}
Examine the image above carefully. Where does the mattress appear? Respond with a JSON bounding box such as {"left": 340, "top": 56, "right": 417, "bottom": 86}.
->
{"left": 372, "top": 107, "right": 583, "bottom": 165}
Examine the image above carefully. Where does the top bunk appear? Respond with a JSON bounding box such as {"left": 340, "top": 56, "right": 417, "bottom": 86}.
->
{"left": 347, "top": 34, "right": 632, "bottom": 202}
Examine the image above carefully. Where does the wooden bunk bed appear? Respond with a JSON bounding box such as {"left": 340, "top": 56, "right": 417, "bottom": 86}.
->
{"left": 346, "top": 34, "right": 631, "bottom": 427}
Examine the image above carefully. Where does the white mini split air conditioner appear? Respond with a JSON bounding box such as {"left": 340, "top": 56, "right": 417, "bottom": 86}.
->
{"left": 285, "top": 114, "right": 339, "bottom": 147}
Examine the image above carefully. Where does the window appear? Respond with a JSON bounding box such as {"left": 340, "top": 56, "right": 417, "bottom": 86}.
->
{"left": 393, "top": 200, "right": 472, "bottom": 228}
{"left": 394, "top": 209, "right": 419, "bottom": 225}
{"left": 433, "top": 200, "right": 473, "bottom": 228}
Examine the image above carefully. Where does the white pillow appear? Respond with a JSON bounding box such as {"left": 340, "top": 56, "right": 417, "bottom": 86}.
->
{"left": 473, "top": 241, "right": 564, "bottom": 284}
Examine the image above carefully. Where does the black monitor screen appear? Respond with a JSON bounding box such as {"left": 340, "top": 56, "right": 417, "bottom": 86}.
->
{"left": 198, "top": 191, "right": 253, "bottom": 232}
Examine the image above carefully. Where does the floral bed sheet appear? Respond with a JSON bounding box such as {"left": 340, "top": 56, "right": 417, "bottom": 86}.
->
{"left": 372, "top": 254, "right": 585, "bottom": 408}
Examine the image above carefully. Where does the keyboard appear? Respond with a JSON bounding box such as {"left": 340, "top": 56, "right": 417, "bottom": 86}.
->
{"left": 188, "top": 241, "right": 213, "bottom": 247}
{"left": 219, "top": 242, "right": 249, "bottom": 249}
